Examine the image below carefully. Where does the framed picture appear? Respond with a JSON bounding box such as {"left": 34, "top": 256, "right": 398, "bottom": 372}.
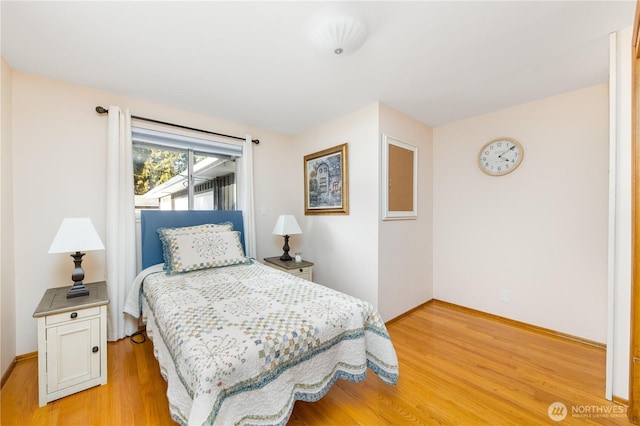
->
{"left": 381, "top": 134, "right": 418, "bottom": 220}
{"left": 304, "top": 143, "right": 349, "bottom": 215}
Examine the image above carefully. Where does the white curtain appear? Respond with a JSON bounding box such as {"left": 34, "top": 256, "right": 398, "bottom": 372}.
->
{"left": 238, "top": 135, "right": 257, "bottom": 258}
{"left": 106, "top": 106, "right": 138, "bottom": 341}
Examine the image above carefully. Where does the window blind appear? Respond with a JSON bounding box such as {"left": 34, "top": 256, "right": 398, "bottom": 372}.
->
{"left": 132, "top": 127, "right": 243, "bottom": 157}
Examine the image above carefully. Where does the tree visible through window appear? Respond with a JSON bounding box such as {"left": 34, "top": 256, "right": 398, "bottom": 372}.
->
{"left": 133, "top": 147, "right": 187, "bottom": 196}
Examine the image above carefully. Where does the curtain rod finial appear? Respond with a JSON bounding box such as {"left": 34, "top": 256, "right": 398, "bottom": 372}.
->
{"left": 95, "top": 106, "right": 108, "bottom": 114}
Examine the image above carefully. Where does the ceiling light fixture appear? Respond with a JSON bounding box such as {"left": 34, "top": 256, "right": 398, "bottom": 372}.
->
{"left": 310, "top": 16, "right": 368, "bottom": 56}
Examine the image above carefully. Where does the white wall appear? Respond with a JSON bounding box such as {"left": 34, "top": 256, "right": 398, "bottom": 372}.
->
{"left": 291, "top": 102, "right": 434, "bottom": 321}
{"left": 378, "top": 103, "right": 434, "bottom": 320}
{"left": 433, "top": 84, "right": 610, "bottom": 343}
{"left": 1, "top": 56, "right": 17, "bottom": 378}
{"left": 3, "top": 63, "right": 625, "bottom": 402}
{"left": 293, "top": 103, "right": 381, "bottom": 308}
{"left": 10, "top": 71, "right": 293, "bottom": 355}
{"left": 5, "top": 69, "right": 434, "bottom": 357}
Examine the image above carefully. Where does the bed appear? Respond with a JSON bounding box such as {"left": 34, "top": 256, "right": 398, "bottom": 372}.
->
{"left": 124, "top": 210, "right": 399, "bottom": 425}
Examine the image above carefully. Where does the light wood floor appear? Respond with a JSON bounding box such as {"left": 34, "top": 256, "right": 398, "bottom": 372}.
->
{"left": 1, "top": 301, "right": 632, "bottom": 425}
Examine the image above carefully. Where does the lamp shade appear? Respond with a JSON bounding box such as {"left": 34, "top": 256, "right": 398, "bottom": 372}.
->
{"left": 48, "top": 218, "right": 105, "bottom": 253}
{"left": 272, "top": 215, "right": 302, "bottom": 236}
{"left": 310, "top": 16, "right": 368, "bottom": 55}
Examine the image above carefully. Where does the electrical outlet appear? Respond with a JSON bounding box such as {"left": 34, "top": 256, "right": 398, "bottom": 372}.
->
{"left": 500, "top": 289, "right": 511, "bottom": 303}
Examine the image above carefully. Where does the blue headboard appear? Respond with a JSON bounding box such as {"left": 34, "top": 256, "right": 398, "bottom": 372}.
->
{"left": 141, "top": 210, "right": 245, "bottom": 270}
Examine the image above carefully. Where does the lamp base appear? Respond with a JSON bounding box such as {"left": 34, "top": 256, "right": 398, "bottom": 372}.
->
{"left": 67, "top": 283, "right": 90, "bottom": 298}
{"left": 67, "top": 251, "right": 89, "bottom": 298}
{"left": 279, "top": 253, "right": 293, "bottom": 261}
{"left": 280, "top": 234, "right": 292, "bottom": 261}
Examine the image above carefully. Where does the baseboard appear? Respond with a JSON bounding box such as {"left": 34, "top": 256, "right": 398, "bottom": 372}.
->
{"left": 432, "top": 299, "right": 606, "bottom": 350}
{"left": 387, "top": 299, "right": 604, "bottom": 350}
{"left": 1, "top": 351, "right": 37, "bottom": 389}
{"left": 16, "top": 351, "right": 38, "bottom": 361}
{"left": 0, "top": 359, "right": 16, "bottom": 389}
{"left": 612, "top": 395, "right": 629, "bottom": 407}
{"left": 385, "top": 300, "right": 434, "bottom": 326}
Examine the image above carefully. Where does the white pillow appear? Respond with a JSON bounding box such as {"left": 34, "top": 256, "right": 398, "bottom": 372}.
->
{"left": 159, "top": 228, "right": 249, "bottom": 275}
{"left": 157, "top": 223, "right": 234, "bottom": 270}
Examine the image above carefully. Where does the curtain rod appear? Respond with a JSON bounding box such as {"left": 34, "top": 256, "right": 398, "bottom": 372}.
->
{"left": 95, "top": 106, "right": 259, "bottom": 145}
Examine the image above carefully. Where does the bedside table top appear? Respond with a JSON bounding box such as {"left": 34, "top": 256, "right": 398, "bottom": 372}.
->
{"left": 263, "top": 257, "right": 314, "bottom": 270}
{"left": 33, "top": 281, "right": 109, "bottom": 318}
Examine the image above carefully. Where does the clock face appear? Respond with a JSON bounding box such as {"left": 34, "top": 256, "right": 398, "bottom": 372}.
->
{"left": 478, "top": 137, "right": 523, "bottom": 176}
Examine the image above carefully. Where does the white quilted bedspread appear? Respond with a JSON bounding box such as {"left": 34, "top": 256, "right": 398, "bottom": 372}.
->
{"left": 126, "top": 261, "right": 398, "bottom": 425}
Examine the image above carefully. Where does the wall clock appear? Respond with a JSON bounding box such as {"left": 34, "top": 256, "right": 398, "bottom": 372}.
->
{"left": 477, "top": 137, "right": 524, "bottom": 176}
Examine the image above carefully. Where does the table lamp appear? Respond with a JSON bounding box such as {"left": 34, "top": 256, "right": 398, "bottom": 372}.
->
{"left": 48, "top": 218, "right": 105, "bottom": 298}
{"left": 272, "top": 215, "right": 302, "bottom": 261}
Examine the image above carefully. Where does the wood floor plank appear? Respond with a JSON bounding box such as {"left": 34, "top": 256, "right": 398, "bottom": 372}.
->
{"left": 0, "top": 303, "right": 631, "bottom": 425}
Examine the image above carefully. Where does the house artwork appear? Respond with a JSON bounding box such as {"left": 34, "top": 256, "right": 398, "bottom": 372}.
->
{"left": 307, "top": 154, "right": 343, "bottom": 209}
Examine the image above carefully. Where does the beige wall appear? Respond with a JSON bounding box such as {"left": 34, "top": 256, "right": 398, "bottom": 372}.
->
{"left": 1, "top": 56, "right": 16, "bottom": 378}
{"left": 378, "top": 103, "right": 434, "bottom": 320}
{"left": 433, "top": 84, "right": 610, "bottom": 343}
{"left": 10, "top": 71, "right": 294, "bottom": 355}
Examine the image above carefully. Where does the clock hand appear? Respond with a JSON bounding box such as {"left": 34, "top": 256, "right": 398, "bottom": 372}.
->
{"left": 498, "top": 145, "right": 516, "bottom": 159}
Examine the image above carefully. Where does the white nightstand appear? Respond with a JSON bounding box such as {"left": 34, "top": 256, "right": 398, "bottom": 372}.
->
{"left": 32, "top": 281, "right": 109, "bottom": 407}
{"left": 263, "top": 257, "right": 314, "bottom": 282}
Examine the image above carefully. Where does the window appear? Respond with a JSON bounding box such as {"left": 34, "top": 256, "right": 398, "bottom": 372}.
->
{"left": 132, "top": 127, "right": 242, "bottom": 211}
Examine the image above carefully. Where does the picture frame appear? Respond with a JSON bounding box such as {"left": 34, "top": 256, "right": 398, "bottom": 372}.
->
{"left": 381, "top": 134, "right": 418, "bottom": 220}
{"left": 304, "top": 143, "right": 349, "bottom": 215}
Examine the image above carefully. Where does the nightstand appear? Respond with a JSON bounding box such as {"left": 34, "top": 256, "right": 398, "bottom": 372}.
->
{"left": 263, "top": 257, "right": 314, "bottom": 282}
{"left": 32, "top": 281, "right": 109, "bottom": 407}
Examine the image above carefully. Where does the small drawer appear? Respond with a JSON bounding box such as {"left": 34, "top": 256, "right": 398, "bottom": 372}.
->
{"left": 291, "top": 268, "right": 312, "bottom": 281}
{"left": 293, "top": 273, "right": 311, "bottom": 281}
{"left": 46, "top": 307, "right": 101, "bottom": 326}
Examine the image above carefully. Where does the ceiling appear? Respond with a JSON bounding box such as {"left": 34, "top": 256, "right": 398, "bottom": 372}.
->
{"left": 1, "top": 1, "right": 636, "bottom": 136}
